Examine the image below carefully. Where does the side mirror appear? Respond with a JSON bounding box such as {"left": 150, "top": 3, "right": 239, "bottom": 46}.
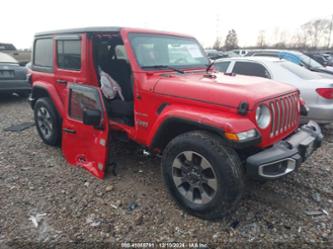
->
{"left": 83, "top": 109, "right": 101, "bottom": 127}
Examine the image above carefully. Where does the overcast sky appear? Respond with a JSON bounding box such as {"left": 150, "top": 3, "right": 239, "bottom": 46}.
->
{"left": 1, "top": 0, "right": 333, "bottom": 49}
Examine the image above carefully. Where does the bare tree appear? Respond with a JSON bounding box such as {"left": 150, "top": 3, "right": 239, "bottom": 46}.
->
{"left": 212, "top": 37, "right": 222, "bottom": 50}
{"left": 274, "top": 42, "right": 287, "bottom": 49}
{"left": 290, "top": 30, "right": 307, "bottom": 48}
{"left": 224, "top": 29, "right": 238, "bottom": 50}
{"left": 256, "top": 30, "right": 266, "bottom": 48}
{"left": 328, "top": 15, "right": 333, "bottom": 48}
{"left": 272, "top": 27, "right": 281, "bottom": 45}
{"left": 278, "top": 30, "right": 289, "bottom": 45}
{"left": 271, "top": 28, "right": 289, "bottom": 47}
{"left": 301, "top": 19, "right": 331, "bottom": 48}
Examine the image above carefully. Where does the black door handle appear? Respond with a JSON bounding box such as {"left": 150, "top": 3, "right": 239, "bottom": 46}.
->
{"left": 56, "top": 79, "right": 67, "bottom": 84}
{"left": 63, "top": 128, "right": 76, "bottom": 134}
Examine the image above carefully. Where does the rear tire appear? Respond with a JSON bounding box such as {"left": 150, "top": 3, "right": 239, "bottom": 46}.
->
{"left": 34, "top": 97, "right": 61, "bottom": 146}
{"left": 161, "top": 131, "right": 244, "bottom": 220}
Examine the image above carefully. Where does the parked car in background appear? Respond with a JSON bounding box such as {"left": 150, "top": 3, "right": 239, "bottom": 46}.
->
{"left": 222, "top": 50, "right": 239, "bottom": 58}
{"left": 0, "top": 42, "right": 31, "bottom": 66}
{"left": 215, "top": 57, "right": 333, "bottom": 124}
{"left": 304, "top": 52, "right": 333, "bottom": 71}
{"left": 304, "top": 52, "right": 329, "bottom": 66}
{"left": 205, "top": 49, "right": 226, "bottom": 60}
{"left": 321, "top": 53, "right": 333, "bottom": 69}
{"left": 0, "top": 52, "right": 31, "bottom": 97}
{"left": 0, "top": 43, "right": 16, "bottom": 51}
{"left": 231, "top": 49, "right": 248, "bottom": 56}
{"left": 317, "top": 51, "right": 333, "bottom": 66}
{"left": 205, "top": 49, "right": 238, "bottom": 60}
{"left": 246, "top": 49, "right": 333, "bottom": 77}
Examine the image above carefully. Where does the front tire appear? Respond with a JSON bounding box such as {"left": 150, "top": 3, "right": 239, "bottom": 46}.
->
{"left": 34, "top": 97, "right": 61, "bottom": 146}
{"left": 161, "top": 131, "right": 244, "bottom": 220}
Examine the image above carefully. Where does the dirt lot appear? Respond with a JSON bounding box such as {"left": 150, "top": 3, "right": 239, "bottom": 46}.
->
{"left": 0, "top": 95, "right": 332, "bottom": 248}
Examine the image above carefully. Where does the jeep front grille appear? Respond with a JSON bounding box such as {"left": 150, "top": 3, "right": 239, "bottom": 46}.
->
{"left": 269, "top": 93, "right": 299, "bottom": 137}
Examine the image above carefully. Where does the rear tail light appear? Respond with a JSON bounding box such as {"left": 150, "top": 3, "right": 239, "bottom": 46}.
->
{"left": 316, "top": 88, "right": 333, "bottom": 99}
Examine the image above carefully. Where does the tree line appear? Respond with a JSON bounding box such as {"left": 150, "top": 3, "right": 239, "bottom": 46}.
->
{"left": 212, "top": 17, "right": 333, "bottom": 51}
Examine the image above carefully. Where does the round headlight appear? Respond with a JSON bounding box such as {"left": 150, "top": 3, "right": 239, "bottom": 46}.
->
{"left": 256, "top": 105, "right": 271, "bottom": 129}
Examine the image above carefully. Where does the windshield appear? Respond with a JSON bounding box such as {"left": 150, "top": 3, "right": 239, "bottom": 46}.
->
{"left": 297, "top": 53, "right": 324, "bottom": 69}
{"left": 0, "top": 52, "right": 18, "bottom": 64}
{"left": 128, "top": 33, "right": 209, "bottom": 69}
{"left": 279, "top": 61, "right": 322, "bottom": 80}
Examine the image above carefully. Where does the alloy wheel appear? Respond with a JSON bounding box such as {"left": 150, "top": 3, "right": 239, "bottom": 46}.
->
{"left": 172, "top": 151, "right": 218, "bottom": 205}
{"left": 36, "top": 106, "right": 53, "bottom": 140}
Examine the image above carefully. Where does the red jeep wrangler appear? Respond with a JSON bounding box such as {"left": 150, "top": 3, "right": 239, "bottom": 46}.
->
{"left": 30, "top": 27, "right": 322, "bottom": 219}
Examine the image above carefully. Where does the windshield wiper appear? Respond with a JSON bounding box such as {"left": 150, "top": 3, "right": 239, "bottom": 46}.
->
{"left": 206, "top": 60, "right": 215, "bottom": 73}
{"left": 142, "top": 65, "right": 185, "bottom": 74}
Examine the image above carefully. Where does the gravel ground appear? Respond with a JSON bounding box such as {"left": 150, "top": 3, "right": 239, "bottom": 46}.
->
{"left": 0, "top": 95, "right": 332, "bottom": 248}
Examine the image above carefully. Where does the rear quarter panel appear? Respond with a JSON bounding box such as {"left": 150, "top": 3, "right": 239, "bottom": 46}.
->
{"left": 32, "top": 80, "right": 65, "bottom": 117}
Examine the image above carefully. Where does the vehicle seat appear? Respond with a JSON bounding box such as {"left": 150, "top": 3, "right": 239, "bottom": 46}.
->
{"left": 97, "top": 44, "right": 110, "bottom": 71}
{"left": 103, "top": 58, "right": 134, "bottom": 125}
{"left": 107, "top": 58, "right": 133, "bottom": 101}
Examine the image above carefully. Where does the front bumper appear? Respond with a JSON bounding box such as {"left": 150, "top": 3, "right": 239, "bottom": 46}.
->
{"left": 246, "top": 121, "right": 323, "bottom": 180}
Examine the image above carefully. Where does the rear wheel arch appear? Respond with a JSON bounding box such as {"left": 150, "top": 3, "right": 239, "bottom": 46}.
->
{"left": 150, "top": 117, "right": 226, "bottom": 152}
{"left": 31, "top": 85, "right": 63, "bottom": 118}
{"left": 31, "top": 86, "right": 50, "bottom": 105}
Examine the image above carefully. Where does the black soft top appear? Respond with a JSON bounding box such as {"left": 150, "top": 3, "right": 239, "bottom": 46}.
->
{"left": 35, "top": 27, "right": 121, "bottom": 37}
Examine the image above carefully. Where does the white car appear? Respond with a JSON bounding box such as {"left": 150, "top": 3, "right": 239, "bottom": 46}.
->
{"left": 214, "top": 57, "right": 333, "bottom": 124}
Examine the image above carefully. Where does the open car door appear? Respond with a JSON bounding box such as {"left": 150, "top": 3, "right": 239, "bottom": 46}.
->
{"left": 61, "top": 83, "right": 109, "bottom": 179}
